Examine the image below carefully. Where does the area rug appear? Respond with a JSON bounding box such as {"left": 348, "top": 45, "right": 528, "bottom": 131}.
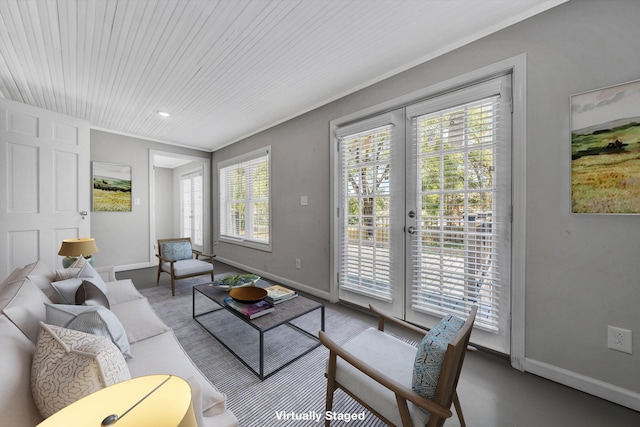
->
{"left": 140, "top": 278, "right": 392, "bottom": 426}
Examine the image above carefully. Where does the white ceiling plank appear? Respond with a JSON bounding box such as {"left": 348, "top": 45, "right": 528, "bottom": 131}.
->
{"left": 0, "top": 0, "right": 568, "bottom": 151}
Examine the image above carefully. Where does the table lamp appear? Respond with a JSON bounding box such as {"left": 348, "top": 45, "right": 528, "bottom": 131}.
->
{"left": 36, "top": 374, "right": 197, "bottom": 427}
{"left": 58, "top": 237, "right": 99, "bottom": 268}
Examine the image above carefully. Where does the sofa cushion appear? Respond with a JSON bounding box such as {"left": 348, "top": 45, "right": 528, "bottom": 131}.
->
{"left": 31, "top": 322, "right": 131, "bottom": 418}
{"left": 105, "top": 279, "right": 145, "bottom": 305}
{"left": 0, "top": 261, "right": 57, "bottom": 302}
{"left": 0, "top": 315, "right": 42, "bottom": 426}
{"left": 128, "top": 330, "right": 228, "bottom": 418}
{"left": 45, "top": 303, "right": 133, "bottom": 359}
{"left": 109, "top": 298, "right": 170, "bottom": 343}
{"left": 75, "top": 280, "right": 110, "bottom": 308}
{"left": 23, "top": 261, "right": 59, "bottom": 302}
{"left": 412, "top": 314, "right": 465, "bottom": 400}
{"left": 1, "top": 278, "right": 51, "bottom": 344}
{"left": 161, "top": 241, "right": 193, "bottom": 261}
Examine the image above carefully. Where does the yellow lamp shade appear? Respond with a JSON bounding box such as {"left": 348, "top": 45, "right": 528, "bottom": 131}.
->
{"left": 37, "top": 375, "right": 197, "bottom": 427}
{"left": 58, "top": 237, "right": 99, "bottom": 257}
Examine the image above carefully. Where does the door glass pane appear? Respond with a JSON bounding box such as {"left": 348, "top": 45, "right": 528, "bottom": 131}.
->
{"left": 411, "top": 96, "right": 502, "bottom": 332}
{"left": 340, "top": 124, "right": 394, "bottom": 301}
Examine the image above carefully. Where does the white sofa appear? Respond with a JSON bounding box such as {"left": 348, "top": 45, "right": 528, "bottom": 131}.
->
{"left": 0, "top": 261, "right": 237, "bottom": 427}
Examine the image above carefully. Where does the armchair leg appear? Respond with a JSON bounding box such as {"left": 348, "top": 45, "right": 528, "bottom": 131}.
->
{"left": 325, "top": 352, "right": 337, "bottom": 427}
{"left": 156, "top": 266, "right": 162, "bottom": 285}
{"left": 171, "top": 276, "right": 175, "bottom": 296}
{"left": 453, "top": 392, "right": 466, "bottom": 427}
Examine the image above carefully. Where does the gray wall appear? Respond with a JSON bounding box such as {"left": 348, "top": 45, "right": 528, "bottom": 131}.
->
{"left": 213, "top": 0, "right": 640, "bottom": 399}
{"left": 90, "top": 130, "right": 210, "bottom": 268}
{"left": 154, "top": 167, "right": 174, "bottom": 240}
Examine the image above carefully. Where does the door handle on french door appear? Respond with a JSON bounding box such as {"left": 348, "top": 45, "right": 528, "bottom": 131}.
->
{"left": 80, "top": 211, "right": 88, "bottom": 220}
{"left": 407, "top": 226, "right": 417, "bottom": 234}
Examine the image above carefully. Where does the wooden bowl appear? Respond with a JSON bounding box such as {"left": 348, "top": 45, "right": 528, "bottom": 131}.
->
{"left": 229, "top": 287, "right": 267, "bottom": 303}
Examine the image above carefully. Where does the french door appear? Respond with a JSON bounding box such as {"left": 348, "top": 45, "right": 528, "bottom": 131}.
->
{"left": 336, "top": 76, "right": 512, "bottom": 353}
{"left": 180, "top": 170, "right": 204, "bottom": 250}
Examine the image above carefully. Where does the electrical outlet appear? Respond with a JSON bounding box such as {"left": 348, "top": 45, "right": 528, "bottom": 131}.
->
{"left": 295, "top": 258, "right": 301, "bottom": 269}
{"left": 607, "top": 326, "right": 632, "bottom": 354}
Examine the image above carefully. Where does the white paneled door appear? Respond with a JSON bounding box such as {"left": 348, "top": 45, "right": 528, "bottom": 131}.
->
{"left": 0, "top": 98, "right": 90, "bottom": 279}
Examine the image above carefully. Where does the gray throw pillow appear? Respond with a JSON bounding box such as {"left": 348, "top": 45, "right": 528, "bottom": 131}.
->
{"left": 45, "top": 303, "right": 132, "bottom": 359}
{"left": 75, "top": 280, "right": 110, "bottom": 309}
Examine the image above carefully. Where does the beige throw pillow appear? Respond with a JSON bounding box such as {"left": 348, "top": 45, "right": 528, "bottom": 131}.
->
{"left": 31, "top": 322, "right": 131, "bottom": 418}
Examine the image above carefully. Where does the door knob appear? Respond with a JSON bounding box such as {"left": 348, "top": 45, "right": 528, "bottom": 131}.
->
{"left": 407, "top": 226, "right": 417, "bottom": 235}
{"left": 80, "top": 211, "right": 88, "bottom": 220}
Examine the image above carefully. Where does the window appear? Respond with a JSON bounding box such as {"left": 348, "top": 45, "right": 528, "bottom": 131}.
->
{"left": 219, "top": 147, "right": 271, "bottom": 250}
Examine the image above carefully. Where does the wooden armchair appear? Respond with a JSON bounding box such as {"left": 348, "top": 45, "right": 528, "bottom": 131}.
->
{"left": 156, "top": 237, "right": 216, "bottom": 296}
{"left": 319, "top": 305, "right": 477, "bottom": 427}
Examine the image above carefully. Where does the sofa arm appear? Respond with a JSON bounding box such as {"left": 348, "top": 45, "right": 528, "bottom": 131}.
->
{"left": 94, "top": 266, "right": 116, "bottom": 282}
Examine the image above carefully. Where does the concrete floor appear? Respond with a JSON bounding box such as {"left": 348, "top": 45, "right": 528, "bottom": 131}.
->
{"left": 118, "top": 262, "right": 640, "bottom": 426}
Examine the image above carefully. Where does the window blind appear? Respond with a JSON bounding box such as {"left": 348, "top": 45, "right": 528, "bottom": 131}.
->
{"left": 338, "top": 123, "right": 395, "bottom": 301}
{"left": 408, "top": 91, "right": 507, "bottom": 332}
{"left": 219, "top": 148, "right": 270, "bottom": 247}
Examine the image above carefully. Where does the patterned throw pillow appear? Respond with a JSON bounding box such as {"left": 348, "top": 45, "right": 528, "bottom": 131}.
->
{"left": 412, "top": 314, "right": 465, "bottom": 400}
{"left": 161, "top": 241, "right": 193, "bottom": 261}
{"left": 31, "top": 322, "right": 130, "bottom": 418}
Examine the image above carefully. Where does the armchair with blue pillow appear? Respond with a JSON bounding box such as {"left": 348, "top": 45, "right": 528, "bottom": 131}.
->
{"left": 319, "top": 304, "right": 477, "bottom": 427}
{"left": 156, "top": 238, "right": 216, "bottom": 296}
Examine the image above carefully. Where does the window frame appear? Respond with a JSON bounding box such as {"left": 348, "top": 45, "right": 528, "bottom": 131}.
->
{"left": 218, "top": 146, "right": 272, "bottom": 252}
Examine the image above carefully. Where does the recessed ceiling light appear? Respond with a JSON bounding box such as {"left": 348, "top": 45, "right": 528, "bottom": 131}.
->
{"left": 156, "top": 111, "right": 170, "bottom": 117}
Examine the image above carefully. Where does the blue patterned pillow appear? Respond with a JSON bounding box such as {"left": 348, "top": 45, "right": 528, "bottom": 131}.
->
{"left": 412, "top": 314, "right": 465, "bottom": 400}
{"left": 161, "top": 241, "right": 192, "bottom": 261}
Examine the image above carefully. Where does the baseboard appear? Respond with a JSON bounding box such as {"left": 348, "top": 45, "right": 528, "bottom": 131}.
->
{"left": 113, "top": 261, "right": 153, "bottom": 272}
{"left": 215, "top": 257, "right": 331, "bottom": 301}
{"left": 525, "top": 358, "right": 640, "bottom": 411}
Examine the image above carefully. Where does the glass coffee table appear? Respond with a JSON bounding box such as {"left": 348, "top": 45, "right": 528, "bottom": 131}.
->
{"left": 192, "top": 278, "right": 325, "bottom": 380}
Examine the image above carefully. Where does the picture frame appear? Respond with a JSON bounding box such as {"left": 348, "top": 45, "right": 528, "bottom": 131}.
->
{"left": 571, "top": 78, "right": 640, "bottom": 214}
{"left": 92, "top": 162, "right": 132, "bottom": 212}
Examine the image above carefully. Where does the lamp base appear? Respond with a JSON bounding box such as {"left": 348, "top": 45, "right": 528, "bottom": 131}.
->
{"left": 62, "top": 256, "right": 94, "bottom": 268}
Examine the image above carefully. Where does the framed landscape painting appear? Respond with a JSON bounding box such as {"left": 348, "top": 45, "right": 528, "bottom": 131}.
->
{"left": 92, "top": 162, "right": 132, "bottom": 212}
{"left": 571, "top": 78, "right": 640, "bottom": 213}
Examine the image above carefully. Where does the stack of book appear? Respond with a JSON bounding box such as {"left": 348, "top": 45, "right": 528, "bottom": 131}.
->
{"left": 223, "top": 297, "right": 274, "bottom": 319}
{"left": 265, "top": 285, "right": 298, "bottom": 304}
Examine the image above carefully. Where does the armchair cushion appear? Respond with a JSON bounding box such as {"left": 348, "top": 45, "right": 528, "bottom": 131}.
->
{"left": 161, "top": 259, "right": 213, "bottom": 277}
{"left": 161, "top": 241, "right": 193, "bottom": 261}
{"left": 336, "top": 328, "right": 429, "bottom": 426}
{"left": 412, "top": 314, "right": 465, "bottom": 400}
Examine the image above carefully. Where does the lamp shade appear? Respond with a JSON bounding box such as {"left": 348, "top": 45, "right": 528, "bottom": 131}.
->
{"left": 58, "top": 238, "right": 99, "bottom": 257}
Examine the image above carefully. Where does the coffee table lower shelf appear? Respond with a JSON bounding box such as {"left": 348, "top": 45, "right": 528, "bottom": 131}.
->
{"left": 192, "top": 284, "right": 325, "bottom": 381}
